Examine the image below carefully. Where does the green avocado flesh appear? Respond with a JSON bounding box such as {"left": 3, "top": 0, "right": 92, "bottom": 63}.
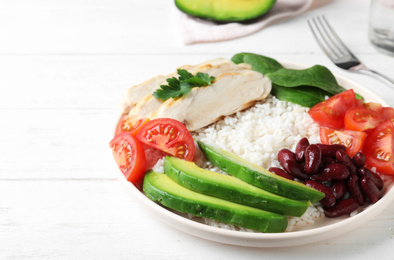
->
{"left": 175, "top": 0, "right": 276, "bottom": 22}
{"left": 164, "top": 156, "right": 309, "bottom": 217}
{"left": 197, "top": 141, "right": 325, "bottom": 203}
{"left": 143, "top": 171, "right": 288, "bottom": 233}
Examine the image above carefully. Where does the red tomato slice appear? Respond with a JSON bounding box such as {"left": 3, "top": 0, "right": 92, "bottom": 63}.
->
{"left": 309, "top": 89, "right": 358, "bottom": 129}
{"left": 362, "top": 120, "right": 394, "bottom": 175}
{"left": 356, "top": 98, "right": 364, "bottom": 107}
{"left": 136, "top": 118, "right": 195, "bottom": 161}
{"left": 382, "top": 107, "right": 394, "bottom": 122}
{"left": 341, "top": 89, "right": 359, "bottom": 108}
{"left": 115, "top": 114, "right": 150, "bottom": 137}
{"left": 344, "top": 107, "right": 383, "bottom": 132}
{"left": 109, "top": 133, "right": 146, "bottom": 186}
{"left": 363, "top": 102, "right": 383, "bottom": 113}
{"left": 320, "top": 127, "right": 366, "bottom": 158}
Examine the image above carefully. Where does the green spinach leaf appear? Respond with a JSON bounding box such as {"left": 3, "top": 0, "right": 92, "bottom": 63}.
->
{"left": 231, "top": 52, "right": 283, "bottom": 74}
{"left": 266, "top": 65, "right": 346, "bottom": 95}
{"left": 271, "top": 84, "right": 332, "bottom": 108}
{"left": 231, "top": 52, "right": 362, "bottom": 107}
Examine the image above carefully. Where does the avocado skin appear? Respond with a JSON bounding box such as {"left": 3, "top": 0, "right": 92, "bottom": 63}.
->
{"left": 175, "top": 0, "right": 276, "bottom": 22}
{"left": 197, "top": 141, "right": 325, "bottom": 203}
{"left": 164, "top": 156, "right": 309, "bottom": 217}
{"left": 143, "top": 171, "right": 287, "bottom": 233}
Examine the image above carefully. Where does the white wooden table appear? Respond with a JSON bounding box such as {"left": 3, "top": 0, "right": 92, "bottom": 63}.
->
{"left": 1, "top": 0, "right": 394, "bottom": 259}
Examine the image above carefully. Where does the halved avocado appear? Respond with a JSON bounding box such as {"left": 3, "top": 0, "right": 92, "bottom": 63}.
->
{"left": 175, "top": 0, "right": 276, "bottom": 22}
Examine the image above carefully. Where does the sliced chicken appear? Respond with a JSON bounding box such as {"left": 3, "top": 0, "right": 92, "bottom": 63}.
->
{"left": 151, "top": 70, "right": 271, "bottom": 131}
{"left": 120, "top": 67, "right": 189, "bottom": 114}
{"left": 120, "top": 58, "right": 234, "bottom": 114}
{"left": 120, "top": 74, "right": 167, "bottom": 114}
{"left": 128, "top": 60, "right": 253, "bottom": 118}
{"left": 129, "top": 94, "right": 163, "bottom": 119}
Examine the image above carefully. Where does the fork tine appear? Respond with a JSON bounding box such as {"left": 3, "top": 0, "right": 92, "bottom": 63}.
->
{"left": 319, "top": 16, "right": 354, "bottom": 57}
{"left": 309, "top": 15, "right": 358, "bottom": 61}
{"left": 307, "top": 15, "right": 394, "bottom": 85}
{"left": 307, "top": 18, "right": 334, "bottom": 59}
{"left": 308, "top": 16, "right": 342, "bottom": 60}
{"left": 315, "top": 16, "right": 344, "bottom": 57}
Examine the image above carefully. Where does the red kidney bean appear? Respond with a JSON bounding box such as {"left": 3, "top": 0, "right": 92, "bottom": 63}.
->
{"left": 335, "top": 149, "right": 357, "bottom": 175}
{"left": 316, "top": 144, "right": 346, "bottom": 158}
{"left": 278, "top": 148, "right": 297, "bottom": 166}
{"left": 335, "top": 149, "right": 352, "bottom": 166}
{"left": 282, "top": 160, "right": 309, "bottom": 180}
{"left": 331, "top": 180, "right": 347, "bottom": 200}
{"left": 295, "top": 137, "right": 310, "bottom": 162}
{"left": 347, "top": 162, "right": 357, "bottom": 175}
{"left": 358, "top": 167, "right": 383, "bottom": 190}
{"left": 360, "top": 176, "right": 381, "bottom": 204}
{"left": 310, "top": 174, "right": 325, "bottom": 182}
{"left": 347, "top": 174, "right": 366, "bottom": 205}
{"left": 312, "top": 163, "right": 350, "bottom": 182}
{"left": 276, "top": 140, "right": 385, "bottom": 218}
{"left": 352, "top": 151, "right": 366, "bottom": 168}
{"left": 321, "top": 156, "right": 337, "bottom": 166}
{"left": 305, "top": 180, "right": 336, "bottom": 207}
{"left": 269, "top": 167, "right": 293, "bottom": 180}
{"left": 278, "top": 148, "right": 303, "bottom": 179}
{"left": 327, "top": 163, "right": 351, "bottom": 180}
{"left": 304, "top": 144, "right": 322, "bottom": 175}
{"left": 324, "top": 198, "right": 359, "bottom": 218}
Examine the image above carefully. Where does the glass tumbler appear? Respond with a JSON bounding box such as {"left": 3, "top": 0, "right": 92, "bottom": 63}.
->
{"left": 368, "top": 0, "right": 394, "bottom": 55}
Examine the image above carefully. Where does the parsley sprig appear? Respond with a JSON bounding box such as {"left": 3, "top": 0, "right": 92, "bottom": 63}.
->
{"left": 152, "top": 69, "right": 215, "bottom": 101}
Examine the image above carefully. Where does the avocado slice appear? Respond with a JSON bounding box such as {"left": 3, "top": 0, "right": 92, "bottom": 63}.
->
{"left": 164, "top": 156, "right": 309, "bottom": 216}
{"left": 143, "top": 171, "right": 288, "bottom": 233}
{"left": 175, "top": 0, "right": 276, "bottom": 22}
{"left": 197, "top": 141, "right": 325, "bottom": 203}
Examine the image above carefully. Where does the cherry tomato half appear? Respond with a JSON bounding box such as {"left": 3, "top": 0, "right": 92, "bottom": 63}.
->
{"left": 109, "top": 132, "right": 146, "bottom": 186}
{"left": 382, "top": 107, "right": 394, "bottom": 122}
{"left": 115, "top": 114, "right": 150, "bottom": 137}
{"left": 320, "top": 127, "right": 366, "bottom": 158}
{"left": 363, "top": 120, "right": 394, "bottom": 175}
{"left": 344, "top": 106, "right": 383, "bottom": 132}
{"left": 309, "top": 89, "right": 358, "bottom": 129}
{"left": 362, "top": 103, "right": 394, "bottom": 123}
{"left": 136, "top": 118, "right": 195, "bottom": 161}
{"left": 363, "top": 102, "right": 383, "bottom": 113}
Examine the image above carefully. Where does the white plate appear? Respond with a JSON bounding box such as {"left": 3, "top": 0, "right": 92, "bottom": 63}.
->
{"left": 117, "top": 61, "right": 394, "bottom": 247}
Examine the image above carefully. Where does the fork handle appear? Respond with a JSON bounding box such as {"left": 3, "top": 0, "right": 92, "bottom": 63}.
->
{"left": 368, "top": 70, "right": 394, "bottom": 86}
{"left": 357, "top": 68, "right": 394, "bottom": 87}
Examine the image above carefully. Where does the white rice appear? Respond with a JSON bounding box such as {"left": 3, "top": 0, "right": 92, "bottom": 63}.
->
{"left": 153, "top": 95, "right": 325, "bottom": 232}
{"left": 193, "top": 95, "right": 320, "bottom": 170}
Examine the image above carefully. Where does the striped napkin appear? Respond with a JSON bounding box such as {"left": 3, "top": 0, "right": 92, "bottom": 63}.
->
{"left": 174, "top": 0, "right": 328, "bottom": 44}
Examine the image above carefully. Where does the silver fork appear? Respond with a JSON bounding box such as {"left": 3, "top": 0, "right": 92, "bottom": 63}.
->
{"left": 308, "top": 15, "right": 394, "bottom": 86}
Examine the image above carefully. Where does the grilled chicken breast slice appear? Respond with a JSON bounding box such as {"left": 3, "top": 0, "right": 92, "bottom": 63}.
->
{"left": 128, "top": 60, "right": 252, "bottom": 118}
{"left": 120, "top": 58, "right": 236, "bottom": 114}
{"left": 120, "top": 69, "right": 187, "bottom": 114}
{"left": 151, "top": 70, "right": 271, "bottom": 131}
